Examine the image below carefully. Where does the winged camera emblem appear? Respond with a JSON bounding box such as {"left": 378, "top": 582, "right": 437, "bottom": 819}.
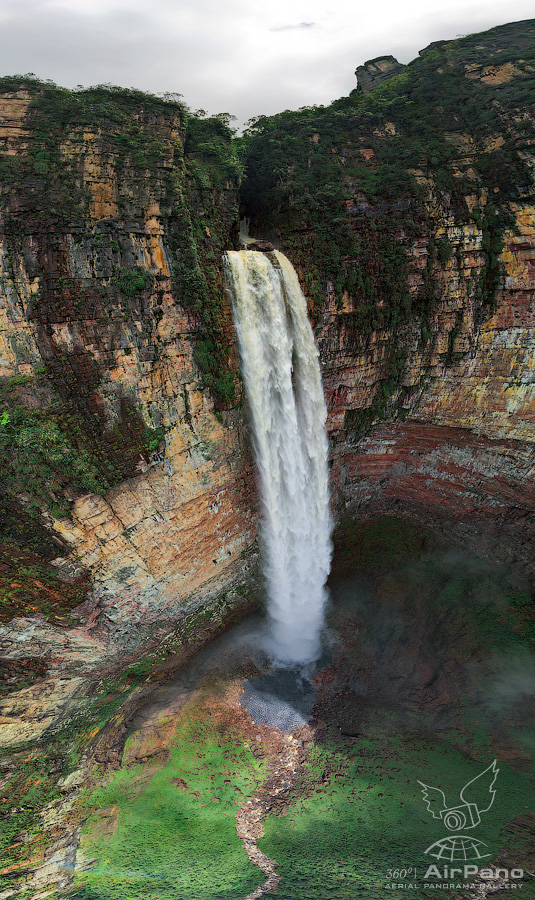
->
{"left": 418, "top": 760, "right": 499, "bottom": 831}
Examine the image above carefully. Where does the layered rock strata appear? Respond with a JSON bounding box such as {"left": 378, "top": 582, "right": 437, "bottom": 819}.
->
{"left": 0, "top": 87, "right": 258, "bottom": 742}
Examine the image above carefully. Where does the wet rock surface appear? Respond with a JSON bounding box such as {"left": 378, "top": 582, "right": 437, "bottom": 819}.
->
{"left": 241, "top": 669, "right": 317, "bottom": 732}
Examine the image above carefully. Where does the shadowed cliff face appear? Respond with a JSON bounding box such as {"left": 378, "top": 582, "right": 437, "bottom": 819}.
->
{"left": 241, "top": 19, "right": 535, "bottom": 578}
{"left": 0, "top": 85, "right": 258, "bottom": 700}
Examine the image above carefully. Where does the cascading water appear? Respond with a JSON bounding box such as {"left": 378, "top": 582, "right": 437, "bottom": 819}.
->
{"left": 225, "top": 249, "right": 332, "bottom": 665}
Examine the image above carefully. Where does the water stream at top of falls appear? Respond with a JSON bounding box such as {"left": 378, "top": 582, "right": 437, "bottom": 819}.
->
{"left": 225, "top": 249, "right": 332, "bottom": 665}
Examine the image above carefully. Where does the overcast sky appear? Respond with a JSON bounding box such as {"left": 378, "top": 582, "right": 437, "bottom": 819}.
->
{"left": 0, "top": 0, "right": 534, "bottom": 128}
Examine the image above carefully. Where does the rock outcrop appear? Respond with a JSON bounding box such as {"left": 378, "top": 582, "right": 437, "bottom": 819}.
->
{"left": 355, "top": 55, "right": 405, "bottom": 93}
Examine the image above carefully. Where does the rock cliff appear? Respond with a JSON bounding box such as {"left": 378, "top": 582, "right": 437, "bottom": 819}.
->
{"left": 1, "top": 20, "right": 535, "bottom": 740}
{"left": 241, "top": 18, "right": 535, "bottom": 579}
{"left": 355, "top": 56, "right": 406, "bottom": 94}
{"left": 0, "top": 85, "right": 257, "bottom": 723}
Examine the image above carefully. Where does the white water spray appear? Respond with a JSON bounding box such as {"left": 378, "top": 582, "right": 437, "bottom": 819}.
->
{"left": 225, "top": 250, "right": 332, "bottom": 665}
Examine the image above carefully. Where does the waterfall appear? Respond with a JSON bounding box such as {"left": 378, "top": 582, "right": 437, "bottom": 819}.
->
{"left": 225, "top": 250, "right": 332, "bottom": 665}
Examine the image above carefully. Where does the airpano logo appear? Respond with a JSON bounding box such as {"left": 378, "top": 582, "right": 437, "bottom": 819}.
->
{"left": 418, "top": 760, "right": 498, "bottom": 861}
{"left": 385, "top": 762, "right": 532, "bottom": 891}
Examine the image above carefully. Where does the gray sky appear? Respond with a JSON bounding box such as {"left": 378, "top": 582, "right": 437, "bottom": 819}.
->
{"left": 0, "top": 0, "right": 534, "bottom": 128}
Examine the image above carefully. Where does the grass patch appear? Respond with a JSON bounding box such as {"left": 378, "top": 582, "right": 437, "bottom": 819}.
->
{"left": 269, "top": 516, "right": 535, "bottom": 898}
{"left": 73, "top": 691, "right": 267, "bottom": 900}
{"left": 258, "top": 727, "right": 534, "bottom": 899}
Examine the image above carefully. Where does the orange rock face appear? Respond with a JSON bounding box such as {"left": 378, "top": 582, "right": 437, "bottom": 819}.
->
{"left": 0, "top": 87, "right": 257, "bottom": 658}
{"left": 324, "top": 211, "right": 535, "bottom": 577}
{"left": 0, "top": 91, "right": 32, "bottom": 154}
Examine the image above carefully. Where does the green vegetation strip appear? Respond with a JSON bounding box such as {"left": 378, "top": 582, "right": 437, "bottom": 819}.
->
{"left": 73, "top": 691, "right": 266, "bottom": 900}
{"left": 258, "top": 728, "right": 534, "bottom": 900}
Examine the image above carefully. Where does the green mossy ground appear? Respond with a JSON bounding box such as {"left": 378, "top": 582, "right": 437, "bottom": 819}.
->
{"left": 73, "top": 690, "right": 267, "bottom": 900}
{"left": 258, "top": 731, "right": 534, "bottom": 899}
{"left": 0, "top": 589, "right": 259, "bottom": 896}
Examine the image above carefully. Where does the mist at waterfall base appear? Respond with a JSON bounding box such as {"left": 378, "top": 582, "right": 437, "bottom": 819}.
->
{"left": 225, "top": 250, "right": 332, "bottom": 679}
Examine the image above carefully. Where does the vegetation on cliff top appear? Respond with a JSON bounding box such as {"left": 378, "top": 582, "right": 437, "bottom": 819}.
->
{"left": 0, "top": 78, "right": 240, "bottom": 412}
{"left": 240, "top": 19, "right": 535, "bottom": 293}
{"left": 239, "top": 19, "right": 535, "bottom": 430}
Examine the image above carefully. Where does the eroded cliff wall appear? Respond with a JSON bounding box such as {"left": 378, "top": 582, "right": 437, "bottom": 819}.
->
{"left": 0, "top": 84, "right": 258, "bottom": 674}
{"left": 1, "top": 22, "right": 535, "bottom": 738}
{"left": 242, "top": 19, "right": 535, "bottom": 577}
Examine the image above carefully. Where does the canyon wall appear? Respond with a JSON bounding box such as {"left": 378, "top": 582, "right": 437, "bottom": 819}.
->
{"left": 1, "top": 21, "right": 535, "bottom": 732}
{"left": 0, "top": 85, "right": 258, "bottom": 691}
{"left": 243, "top": 19, "right": 535, "bottom": 579}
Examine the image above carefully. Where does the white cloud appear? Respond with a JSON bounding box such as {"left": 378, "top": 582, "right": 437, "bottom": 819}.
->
{"left": 270, "top": 22, "right": 316, "bottom": 31}
{"left": 0, "top": 0, "right": 533, "bottom": 127}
